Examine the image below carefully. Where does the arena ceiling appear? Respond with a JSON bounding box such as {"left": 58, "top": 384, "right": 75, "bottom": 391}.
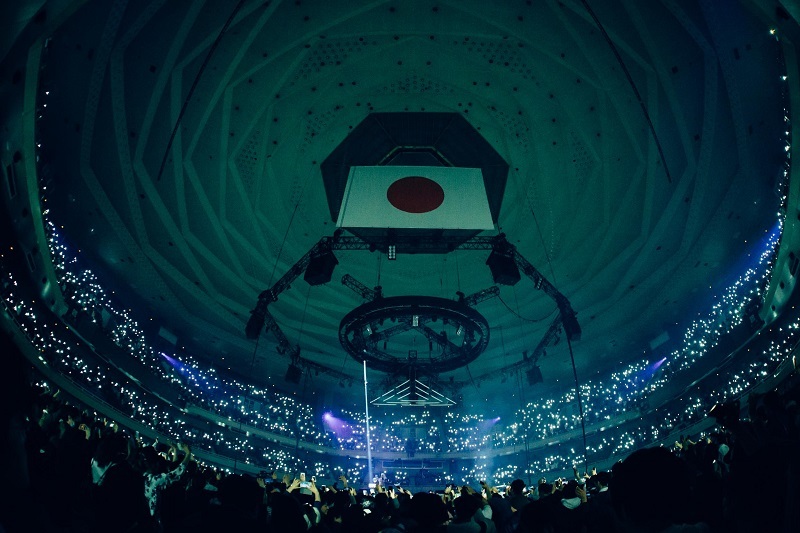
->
{"left": 4, "top": 0, "right": 794, "bottom": 407}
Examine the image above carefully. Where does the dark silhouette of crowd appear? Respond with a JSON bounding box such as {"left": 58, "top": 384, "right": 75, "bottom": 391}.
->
{"left": 2, "top": 330, "right": 800, "bottom": 533}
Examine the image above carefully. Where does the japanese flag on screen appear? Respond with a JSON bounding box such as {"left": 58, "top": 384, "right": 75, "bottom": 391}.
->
{"left": 336, "top": 166, "right": 494, "bottom": 230}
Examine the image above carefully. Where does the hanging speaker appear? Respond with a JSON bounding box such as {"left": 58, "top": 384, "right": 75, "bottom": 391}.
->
{"left": 285, "top": 363, "right": 303, "bottom": 384}
{"left": 304, "top": 250, "right": 338, "bottom": 285}
{"left": 526, "top": 366, "right": 543, "bottom": 385}
{"left": 486, "top": 250, "right": 520, "bottom": 285}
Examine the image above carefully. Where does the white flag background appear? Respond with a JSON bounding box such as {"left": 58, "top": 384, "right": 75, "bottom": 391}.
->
{"left": 337, "top": 166, "right": 494, "bottom": 231}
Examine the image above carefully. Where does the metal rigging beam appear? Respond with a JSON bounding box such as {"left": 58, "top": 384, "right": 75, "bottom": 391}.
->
{"left": 262, "top": 308, "right": 299, "bottom": 359}
{"left": 329, "top": 235, "right": 498, "bottom": 252}
{"left": 417, "top": 324, "right": 462, "bottom": 356}
{"left": 366, "top": 320, "right": 414, "bottom": 343}
{"left": 512, "top": 245, "right": 581, "bottom": 341}
{"left": 246, "top": 230, "right": 579, "bottom": 385}
{"left": 458, "top": 286, "right": 500, "bottom": 307}
{"left": 528, "top": 315, "right": 563, "bottom": 362}
{"left": 268, "top": 237, "right": 335, "bottom": 300}
{"left": 341, "top": 274, "right": 381, "bottom": 301}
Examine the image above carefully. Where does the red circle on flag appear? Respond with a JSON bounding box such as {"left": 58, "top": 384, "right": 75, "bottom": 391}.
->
{"left": 386, "top": 176, "right": 445, "bottom": 213}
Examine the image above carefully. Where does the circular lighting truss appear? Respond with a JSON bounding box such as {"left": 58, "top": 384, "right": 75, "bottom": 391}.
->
{"left": 339, "top": 296, "right": 490, "bottom": 374}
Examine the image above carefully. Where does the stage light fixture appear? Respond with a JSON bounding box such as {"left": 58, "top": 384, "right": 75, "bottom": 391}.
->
{"left": 412, "top": 315, "right": 419, "bottom": 327}
{"left": 388, "top": 244, "right": 397, "bottom": 260}
{"left": 456, "top": 325, "right": 464, "bottom": 336}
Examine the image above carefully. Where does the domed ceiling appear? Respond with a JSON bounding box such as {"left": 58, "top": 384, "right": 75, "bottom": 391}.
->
{"left": 21, "top": 0, "right": 788, "bottom": 405}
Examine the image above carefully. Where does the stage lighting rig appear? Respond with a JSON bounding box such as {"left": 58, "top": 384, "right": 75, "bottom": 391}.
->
{"left": 245, "top": 231, "right": 581, "bottom": 384}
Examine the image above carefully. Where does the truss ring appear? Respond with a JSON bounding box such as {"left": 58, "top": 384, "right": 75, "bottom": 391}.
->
{"left": 339, "top": 295, "right": 490, "bottom": 374}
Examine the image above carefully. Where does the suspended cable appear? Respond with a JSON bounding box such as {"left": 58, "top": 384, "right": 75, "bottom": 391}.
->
{"left": 566, "top": 333, "right": 589, "bottom": 475}
{"left": 338, "top": 349, "right": 350, "bottom": 376}
{"left": 155, "top": 0, "right": 247, "bottom": 183}
{"left": 233, "top": 331, "right": 261, "bottom": 474}
{"left": 512, "top": 285, "right": 529, "bottom": 348}
{"left": 291, "top": 286, "right": 313, "bottom": 406}
{"left": 516, "top": 366, "right": 533, "bottom": 487}
{"left": 440, "top": 255, "right": 446, "bottom": 295}
{"left": 520, "top": 166, "right": 590, "bottom": 473}
{"left": 524, "top": 201, "right": 558, "bottom": 285}
{"left": 580, "top": 0, "right": 672, "bottom": 183}
{"left": 268, "top": 201, "right": 301, "bottom": 286}
{"left": 296, "top": 284, "right": 311, "bottom": 345}
{"left": 455, "top": 250, "right": 461, "bottom": 293}
{"left": 465, "top": 364, "right": 479, "bottom": 391}
{"left": 376, "top": 253, "right": 382, "bottom": 288}
{"left": 497, "top": 295, "right": 555, "bottom": 323}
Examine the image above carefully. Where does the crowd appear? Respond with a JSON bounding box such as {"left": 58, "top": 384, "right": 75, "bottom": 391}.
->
{"left": 2, "top": 144, "right": 798, "bottom": 530}
{"left": 33, "top": 222, "right": 790, "bottom": 456}
{"left": 2, "top": 235, "right": 798, "bottom": 485}
{"left": 3, "top": 326, "right": 800, "bottom": 532}
{"left": 3, "top": 229, "right": 792, "bottom": 442}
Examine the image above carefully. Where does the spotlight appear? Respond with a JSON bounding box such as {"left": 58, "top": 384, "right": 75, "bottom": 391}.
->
{"left": 388, "top": 244, "right": 397, "bottom": 260}
{"left": 456, "top": 325, "right": 464, "bottom": 336}
{"left": 412, "top": 315, "right": 419, "bottom": 327}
